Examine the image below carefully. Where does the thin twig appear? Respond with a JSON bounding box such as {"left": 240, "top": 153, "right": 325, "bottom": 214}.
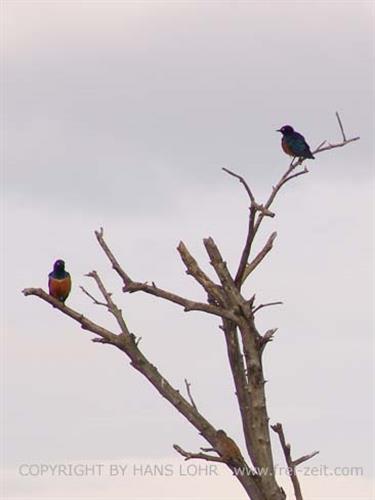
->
{"left": 312, "top": 136, "right": 359, "bottom": 154}
{"left": 252, "top": 163, "right": 298, "bottom": 236}
{"left": 253, "top": 301, "right": 283, "bottom": 314}
{"left": 222, "top": 168, "right": 274, "bottom": 217}
{"left": 242, "top": 232, "right": 277, "bottom": 283}
{"left": 95, "top": 228, "right": 132, "bottom": 285}
{"left": 335, "top": 111, "right": 346, "bottom": 142}
{"left": 80, "top": 285, "right": 107, "bottom": 307}
{"left": 271, "top": 423, "right": 302, "bottom": 500}
{"left": 283, "top": 167, "right": 309, "bottom": 184}
{"left": 314, "top": 140, "right": 327, "bottom": 152}
{"left": 293, "top": 450, "right": 320, "bottom": 467}
{"left": 86, "top": 271, "right": 131, "bottom": 335}
{"left": 173, "top": 444, "right": 225, "bottom": 463}
{"left": 184, "top": 378, "right": 198, "bottom": 411}
{"left": 222, "top": 167, "right": 255, "bottom": 203}
{"left": 271, "top": 423, "right": 319, "bottom": 500}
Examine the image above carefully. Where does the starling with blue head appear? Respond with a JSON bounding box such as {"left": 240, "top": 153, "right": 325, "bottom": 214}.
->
{"left": 48, "top": 259, "right": 71, "bottom": 303}
{"left": 277, "top": 125, "right": 315, "bottom": 160}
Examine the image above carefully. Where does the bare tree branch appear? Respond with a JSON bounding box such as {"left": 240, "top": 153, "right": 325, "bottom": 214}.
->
{"left": 335, "top": 111, "right": 346, "bottom": 142}
{"left": 94, "top": 229, "right": 236, "bottom": 321}
{"left": 259, "top": 328, "right": 278, "bottom": 353}
{"left": 125, "top": 279, "right": 236, "bottom": 320}
{"left": 80, "top": 285, "right": 107, "bottom": 307}
{"left": 283, "top": 167, "right": 309, "bottom": 183}
{"left": 220, "top": 319, "right": 259, "bottom": 468}
{"left": 22, "top": 288, "right": 119, "bottom": 342}
{"left": 236, "top": 320, "right": 276, "bottom": 479}
{"left": 177, "top": 241, "right": 226, "bottom": 306}
{"left": 23, "top": 286, "right": 267, "bottom": 498}
{"left": 271, "top": 422, "right": 319, "bottom": 500}
{"left": 242, "top": 232, "right": 277, "bottom": 283}
{"left": 203, "top": 237, "right": 279, "bottom": 479}
{"left": 86, "top": 271, "right": 131, "bottom": 335}
{"left": 253, "top": 301, "right": 283, "bottom": 314}
{"left": 222, "top": 167, "right": 256, "bottom": 204}
{"left": 253, "top": 167, "right": 302, "bottom": 235}
{"left": 92, "top": 337, "right": 114, "bottom": 344}
{"left": 173, "top": 444, "right": 225, "bottom": 463}
{"left": 271, "top": 423, "right": 302, "bottom": 500}
{"left": 293, "top": 450, "right": 320, "bottom": 467}
{"left": 234, "top": 204, "right": 257, "bottom": 287}
{"left": 261, "top": 328, "right": 278, "bottom": 344}
{"left": 95, "top": 228, "right": 133, "bottom": 285}
{"left": 223, "top": 168, "right": 275, "bottom": 288}
{"left": 222, "top": 168, "right": 275, "bottom": 218}
{"left": 203, "top": 237, "right": 244, "bottom": 308}
{"left": 312, "top": 136, "right": 360, "bottom": 154}
{"left": 314, "top": 140, "right": 327, "bottom": 151}
{"left": 226, "top": 160, "right": 306, "bottom": 290}
{"left": 184, "top": 378, "right": 198, "bottom": 411}
{"left": 22, "top": 289, "right": 219, "bottom": 444}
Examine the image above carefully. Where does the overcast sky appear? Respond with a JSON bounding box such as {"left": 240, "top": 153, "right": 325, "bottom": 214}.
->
{"left": 2, "top": 1, "right": 374, "bottom": 499}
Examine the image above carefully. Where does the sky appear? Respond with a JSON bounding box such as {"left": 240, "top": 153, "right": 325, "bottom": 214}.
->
{"left": 1, "top": 1, "right": 374, "bottom": 499}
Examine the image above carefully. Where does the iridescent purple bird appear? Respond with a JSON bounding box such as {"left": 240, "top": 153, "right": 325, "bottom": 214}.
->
{"left": 277, "top": 125, "right": 315, "bottom": 160}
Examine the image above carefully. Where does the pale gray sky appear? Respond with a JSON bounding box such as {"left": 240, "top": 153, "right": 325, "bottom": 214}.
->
{"left": 2, "top": 1, "right": 374, "bottom": 499}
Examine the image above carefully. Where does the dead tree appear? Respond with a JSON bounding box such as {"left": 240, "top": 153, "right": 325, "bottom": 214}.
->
{"left": 23, "top": 113, "right": 359, "bottom": 500}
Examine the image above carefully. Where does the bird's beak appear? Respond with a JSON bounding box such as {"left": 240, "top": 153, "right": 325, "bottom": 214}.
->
{"left": 276, "top": 129, "right": 281, "bottom": 132}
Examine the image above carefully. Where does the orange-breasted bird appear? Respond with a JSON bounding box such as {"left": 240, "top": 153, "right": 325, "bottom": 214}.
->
{"left": 48, "top": 259, "right": 71, "bottom": 303}
{"left": 277, "top": 125, "right": 315, "bottom": 160}
{"left": 215, "top": 429, "right": 244, "bottom": 466}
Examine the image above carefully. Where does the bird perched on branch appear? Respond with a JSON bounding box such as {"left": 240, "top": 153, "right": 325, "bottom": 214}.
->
{"left": 48, "top": 259, "right": 71, "bottom": 303}
{"left": 215, "top": 429, "right": 244, "bottom": 466}
{"left": 277, "top": 125, "right": 315, "bottom": 160}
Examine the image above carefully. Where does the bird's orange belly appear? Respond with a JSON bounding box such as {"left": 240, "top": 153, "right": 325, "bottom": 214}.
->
{"left": 49, "top": 277, "right": 71, "bottom": 301}
{"left": 281, "top": 140, "right": 294, "bottom": 157}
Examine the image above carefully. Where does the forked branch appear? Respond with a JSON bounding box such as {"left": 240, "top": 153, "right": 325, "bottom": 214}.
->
{"left": 225, "top": 112, "right": 359, "bottom": 289}
{"left": 177, "top": 240, "right": 226, "bottom": 306}
{"left": 95, "top": 229, "right": 236, "bottom": 321}
{"left": 85, "top": 270, "right": 131, "bottom": 335}
{"left": 271, "top": 423, "right": 319, "bottom": 500}
{"left": 242, "top": 232, "right": 277, "bottom": 283}
{"left": 173, "top": 444, "right": 225, "bottom": 464}
{"left": 22, "top": 287, "right": 221, "bottom": 454}
{"left": 22, "top": 288, "right": 118, "bottom": 342}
